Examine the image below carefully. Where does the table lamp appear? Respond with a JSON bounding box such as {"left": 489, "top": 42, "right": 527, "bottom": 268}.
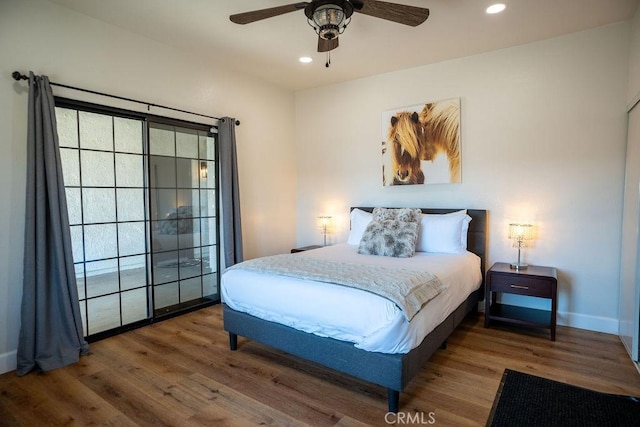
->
{"left": 317, "top": 216, "right": 333, "bottom": 246}
{"left": 508, "top": 223, "right": 533, "bottom": 270}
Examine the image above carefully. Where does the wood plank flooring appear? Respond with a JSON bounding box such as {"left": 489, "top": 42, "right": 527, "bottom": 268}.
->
{"left": 1, "top": 304, "right": 640, "bottom": 426}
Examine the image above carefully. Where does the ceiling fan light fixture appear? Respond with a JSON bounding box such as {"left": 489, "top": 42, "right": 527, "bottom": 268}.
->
{"left": 306, "top": 1, "right": 353, "bottom": 40}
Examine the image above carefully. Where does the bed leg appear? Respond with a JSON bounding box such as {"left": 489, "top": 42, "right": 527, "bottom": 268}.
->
{"left": 440, "top": 339, "right": 447, "bottom": 350}
{"left": 387, "top": 389, "right": 399, "bottom": 413}
{"left": 229, "top": 333, "right": 238, "bottom": 351}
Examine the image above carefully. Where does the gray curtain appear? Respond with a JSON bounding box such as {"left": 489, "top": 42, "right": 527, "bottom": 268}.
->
{"left": 218, "top": 117, "right": 243, "bottom": 267}
{"left": 17, "top": 72, "right": 89, "bottom": 376}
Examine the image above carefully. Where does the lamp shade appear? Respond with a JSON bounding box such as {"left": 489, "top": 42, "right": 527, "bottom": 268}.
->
{"left": 508, "top": 223, "right": 533, "bottom": 269}
{"left": 508, "top": 223, "right": 533, "bottom": 246}
{"left": 317, "top": 216, "right": 333, "bottom": 231}
{"left": 313, "top": 5, "right": 345, "bottom": 27}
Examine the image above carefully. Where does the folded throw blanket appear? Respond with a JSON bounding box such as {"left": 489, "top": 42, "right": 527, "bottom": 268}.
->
{"left": 227, "top": 254, "right": 447, "bottom": 321}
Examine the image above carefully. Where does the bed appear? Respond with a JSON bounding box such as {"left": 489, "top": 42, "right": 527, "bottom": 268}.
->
{"left": 222, "top": 207, "right": 487, "bottom": 412}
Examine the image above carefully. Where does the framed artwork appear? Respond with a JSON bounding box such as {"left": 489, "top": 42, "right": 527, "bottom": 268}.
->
{"left": 382, "top": 98, "right": 461, "bottom": 186}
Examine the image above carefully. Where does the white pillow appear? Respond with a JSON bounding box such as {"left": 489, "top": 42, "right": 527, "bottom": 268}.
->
{"left": 416, "top": 210, "right": 472, "bottom": 253}
{"left": 347, "top": 209, "right": 373, "bottom": 245}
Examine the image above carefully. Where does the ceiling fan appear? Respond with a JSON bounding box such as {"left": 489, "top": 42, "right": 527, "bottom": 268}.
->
{"left": 230, "top": 0, "right": 430, "bottom": 54}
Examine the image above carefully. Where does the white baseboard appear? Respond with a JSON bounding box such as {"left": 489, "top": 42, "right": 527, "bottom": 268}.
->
{"left": 556, "top": 310, "right": 618, "bottom": 334}
{"left": 478, "top": 302, "right": 619, "bottom": 335}
{"left": 0, "top": 350, "right": 17, "bottom": 375}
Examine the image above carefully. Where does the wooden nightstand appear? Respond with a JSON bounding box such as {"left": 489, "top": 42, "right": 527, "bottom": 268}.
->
{"left": 484, "top": 262, "right": 558, "bottom": 340}
{"left": 290, "top": 245, "right": 323, "bottom": 253}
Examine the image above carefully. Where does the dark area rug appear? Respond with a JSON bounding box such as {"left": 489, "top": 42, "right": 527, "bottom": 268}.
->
{"left": 487, "top": 369, "right": 640, "bottom": 426}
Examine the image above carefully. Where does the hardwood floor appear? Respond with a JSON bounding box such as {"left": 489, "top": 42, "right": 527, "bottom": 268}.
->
{"left": 1, "top": 304, "right": 639, "bottom": 426}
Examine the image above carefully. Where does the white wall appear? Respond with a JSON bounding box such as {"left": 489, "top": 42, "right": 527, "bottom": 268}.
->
{"left": 628, "top": 6, "right": 640, "bottom": 105}
{"left": 295, "top": 23, "right": 631, "bottom": 334}
{"left": 619, "top": 5, "right": 640, "bottom": 360}
{"left": 0, "top": 0, "right": 297, "bottom": 374}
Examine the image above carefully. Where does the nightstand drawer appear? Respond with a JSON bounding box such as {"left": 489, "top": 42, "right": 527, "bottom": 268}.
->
{"left": 490, "top": 274, "right": 553, "bottom": 298}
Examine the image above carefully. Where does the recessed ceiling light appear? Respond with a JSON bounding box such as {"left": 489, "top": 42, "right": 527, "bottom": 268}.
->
{"left": 299, "top": 56, "right": 313, "bottom": 63}
{"left": 486, "top": 3, "right": 506, "bottom": 14}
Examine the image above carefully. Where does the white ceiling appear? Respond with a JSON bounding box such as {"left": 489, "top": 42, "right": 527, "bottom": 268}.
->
{"left": 49, "top": 0, "right": 639, "bottom": 91}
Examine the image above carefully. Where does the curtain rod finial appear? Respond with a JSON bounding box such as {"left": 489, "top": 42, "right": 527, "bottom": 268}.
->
{"left": 12, "top": 71, "right": 28, "bottom": 81}
{"left": 220, "top": 118, "right": 240, "bottom": 126}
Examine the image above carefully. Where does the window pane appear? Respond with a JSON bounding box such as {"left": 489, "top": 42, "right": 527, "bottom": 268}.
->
{"left": 88, "top": 294, "right": 120, "bottom": 335}
{"left": 60, "top": 148, "right": 80, "bottom": 186}
{"left": 66, "top": 188, "right": 82, "bottom": 225}
{"left": 56, "top": 107, "right": 78, "bottom": 148}
{"left": 176, "top": 158, "right": 198, "bottom": 188}
{"left": 120, "top": 255, "right": 147, "bottom": 291}
{"left": 154, "top": 282, "right": 178, "bottom": 309}
{"left": 149, "top": 124, "right": 175, "bottom": 156}
{"left": 153, "top": 220, "right": 178, "bottom": 253}
{"left": 151, "top": 189, "right": 177, "bottom": 222}
{"left": 79, "top": 111, "right": 113, "bottom": 151}
{"left": 199, "top": 134, "right": 215, "bottom": 160}
{"left": 118, "top": 222, "right": 146, "bottom": 256}
{"left": 117, "top": 189, "right": 145, "bottom": 222}
{"left": 75, "top": 263, "right": 86, "bottom": 300}
{"left": 177, "top": 229, "right": 197, "bottom": 250}
{"left": 149, "top": 156, "right": 176, "bottom": 188}
{"left": 199, "top": 160, "right": 215, "bottom": 189}
{"left": 82, "top": 188, "right": 116, "bottom": 224}
{"left": 176, "top": 128, "right": 199, "bottom": 158}
{"left": 85, "top": 258, "right": 119, "bottom": 297}
{"left": 79, "top": 301, "right": 87, "bottom": 336}
{"left": 121, "top": 288, "right": 147, "bottom": 324}
{"left": 184, "top": 218, "right": 201, "bottom": 247}
{"left": 200, "top": 190, "right": 216, "bottom": 217}
{"left": 84, "top": 224, "right": 118, "bottom": 260}
{"left": 201, "top": 217, "right": 217, "bottom": 247}
{"left": 177, "top": 190, "right": 199, "bottom": 219}
{"left": 81, "top": 151, "right": 115, "bottom": 187}
{"left": 70, "top": 225, "right": 84, "bottom": 263}
{"left": 202, "top": 273, "right": 218, "bottom": 297}
{"left": 115, "top": 153, "right": 144, "bottom": 187}
{"left": 179, "top": 248, "right": 201, "bottom": 279}
{"left": 153, "top": 252, "right": 179, "bottom": 284}
{"left": 180, "top": 277, "right": 202, "bottom": 302}
{"left": 114, "top": 117, "right": 143, "bottom": 154}
{"left": 201, "top": 245, "right": 215, "bottom": 274}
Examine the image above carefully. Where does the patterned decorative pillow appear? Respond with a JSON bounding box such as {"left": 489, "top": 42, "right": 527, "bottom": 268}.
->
{"left": 357, "top": 219, "right": 420, "bottom": 258}
{"left": 372, "top": 207, "right": 422, "bottom": 223}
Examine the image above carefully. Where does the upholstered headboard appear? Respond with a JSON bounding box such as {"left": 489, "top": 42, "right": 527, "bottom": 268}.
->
{"left": 352, "top": 207, "right": 488, "bottom": 291}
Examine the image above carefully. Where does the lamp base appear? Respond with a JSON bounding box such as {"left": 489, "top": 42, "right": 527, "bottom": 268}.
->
{"left": 510, "top": 262, "right": 528, "bottom": 270}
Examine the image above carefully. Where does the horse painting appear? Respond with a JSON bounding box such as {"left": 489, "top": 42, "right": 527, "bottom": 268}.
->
{"left": 419, "top": 99, "right": 461, "bottom": 183}
{"left": 383, "top": 111, "right": 424, "bottom": 185}
{"left": 382, "top": 98, "right": 461, "bottom": 185}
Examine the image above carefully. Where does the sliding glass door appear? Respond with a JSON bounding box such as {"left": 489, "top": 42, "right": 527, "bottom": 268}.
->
{"left": 56, "top": 100, "right": 219, "bottom": 339}
{"left": 149, "top": 122, "right": 219, "bottom": 317}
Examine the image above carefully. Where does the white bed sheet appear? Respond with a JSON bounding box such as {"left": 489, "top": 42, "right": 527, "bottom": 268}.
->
{"left": 221, "top": 244, "right": 482, "bottom": 354}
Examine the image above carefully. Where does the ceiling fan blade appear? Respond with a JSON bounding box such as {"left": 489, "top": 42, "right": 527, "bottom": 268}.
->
{"left": 354, "top": 0, "right": 429, "bottom": 27}
{"left": 230, "top": 2, "right": 308, "bottom": 24}
{"left": 318, "top": 37, "right": 339, "bottom": 53}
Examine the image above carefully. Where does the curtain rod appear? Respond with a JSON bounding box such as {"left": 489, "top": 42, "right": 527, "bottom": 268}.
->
{"left": 11, "top": 71, "right": 240, "bottom": 126}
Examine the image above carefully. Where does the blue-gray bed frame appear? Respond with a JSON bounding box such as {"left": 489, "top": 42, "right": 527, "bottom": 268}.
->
{"left": 223, "top": 208, "right": 487, "bottom": 413}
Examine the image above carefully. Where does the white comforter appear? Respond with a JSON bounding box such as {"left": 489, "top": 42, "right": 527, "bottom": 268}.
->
{"left": 221, "top": 244, "right": 482, "bottom": 354}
